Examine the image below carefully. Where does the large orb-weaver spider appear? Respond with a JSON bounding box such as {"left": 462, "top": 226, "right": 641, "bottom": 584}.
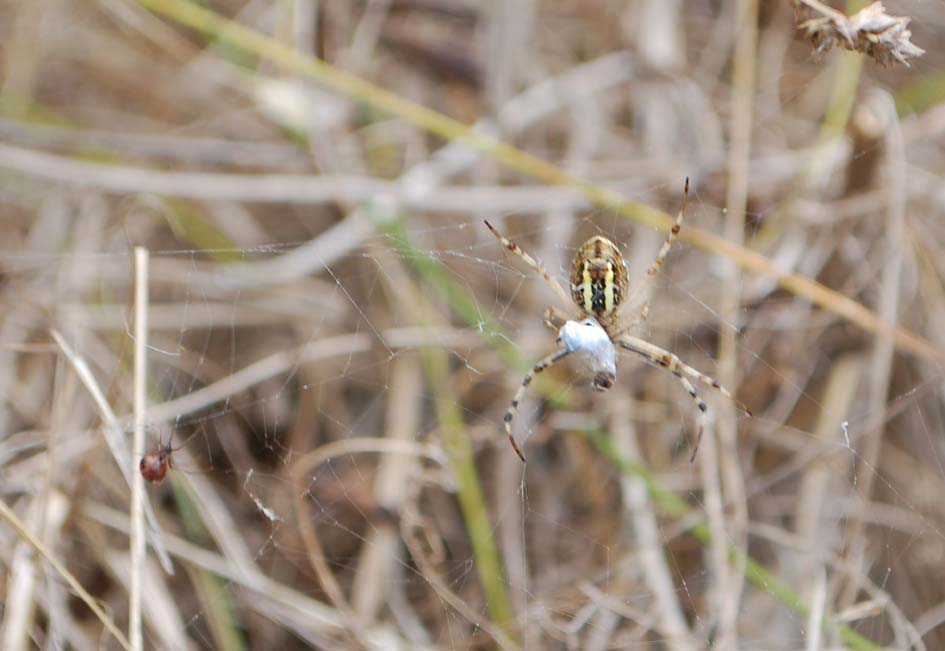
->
{"left": 485, "top": 179, "right": 751, "bottom": 463}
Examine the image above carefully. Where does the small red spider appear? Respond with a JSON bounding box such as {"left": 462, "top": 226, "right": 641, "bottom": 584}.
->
{"left": 139, "top": 434, "right": 181, "bottom": 484}
{"left": 140, "top": 445, "right": 173, "bottom": 484}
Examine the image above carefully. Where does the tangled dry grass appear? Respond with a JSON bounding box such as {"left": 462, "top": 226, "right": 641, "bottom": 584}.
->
{"left": 1, "top": 1, "right": 945, "bottom": 650}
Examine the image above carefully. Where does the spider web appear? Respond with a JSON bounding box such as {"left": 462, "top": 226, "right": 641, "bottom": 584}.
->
{"left": 1, "top": 1, "right": 944, "bottom": 650}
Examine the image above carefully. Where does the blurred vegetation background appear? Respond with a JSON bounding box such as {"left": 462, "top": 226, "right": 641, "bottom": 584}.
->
{"left": 1, "top": 0, "right": 944, "bottom": 649}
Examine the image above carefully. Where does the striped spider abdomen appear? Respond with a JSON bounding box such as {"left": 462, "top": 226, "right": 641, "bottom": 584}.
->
{"left": 570, "top": 236, "right": 629, "bottom": 320}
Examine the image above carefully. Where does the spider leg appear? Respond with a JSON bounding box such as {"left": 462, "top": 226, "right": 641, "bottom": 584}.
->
{"left": 543, "top": 306, "right": 570, "bottom": 332}
{"left": 617, "top": 335, "right": 751, "bottom": 414}
{"left": 502, "top": 348, "right": 571, "bottom": 462}
{"left": 616, "top": 178, "right": 689, "bottom": 329}
{"left": 616, "top": 335, "right": 751, "bottom": 461}
{"left": 484, "top": 220, "right": 576, "bottom": 313}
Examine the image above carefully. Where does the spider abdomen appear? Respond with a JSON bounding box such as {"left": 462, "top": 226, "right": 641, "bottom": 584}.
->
{"left": 570, "top": 236, "right": 629, "bottom": 319}
{"left": 140, "top": 447, "right": 173, "bottom": 484}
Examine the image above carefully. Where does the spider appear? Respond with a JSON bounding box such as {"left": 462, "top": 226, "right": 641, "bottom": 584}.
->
{"left": 139, "top": 431, "right": 184, "bottom": 484}
{"left": 140, "top": 445, "right": 174, "bottom": 484}
{"left": 485, "top": 178, "right": 751, "bottom": 463}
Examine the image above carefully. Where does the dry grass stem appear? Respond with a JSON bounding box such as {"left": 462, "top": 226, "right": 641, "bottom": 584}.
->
{"left": 129, "top": 247, "right": 148, "bottom": 651}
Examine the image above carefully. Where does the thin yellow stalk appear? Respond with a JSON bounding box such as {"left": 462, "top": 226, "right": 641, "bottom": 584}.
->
{"left": 0, "top": 500, "right": 132, "bottom": 651}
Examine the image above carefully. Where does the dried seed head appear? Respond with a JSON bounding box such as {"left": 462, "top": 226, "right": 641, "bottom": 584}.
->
{"left": 794, "top": 1, "right": 924, "bottom": 67}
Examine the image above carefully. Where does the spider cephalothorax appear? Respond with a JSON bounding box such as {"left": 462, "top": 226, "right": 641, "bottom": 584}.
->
{"left": 486, "top": 179, "right": 751, "bottom": 463}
